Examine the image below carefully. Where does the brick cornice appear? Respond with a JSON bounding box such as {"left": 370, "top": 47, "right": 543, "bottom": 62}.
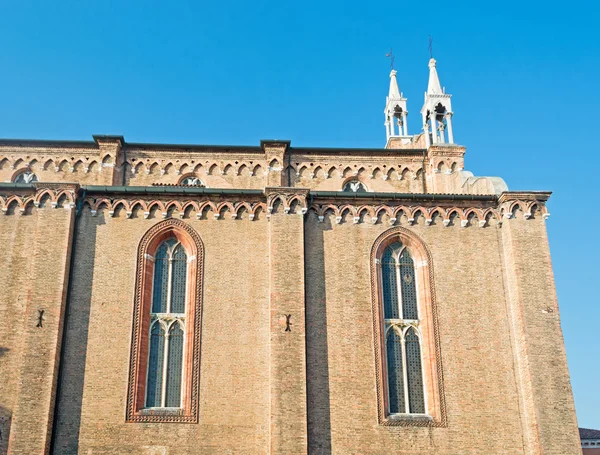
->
{"left": 426, "top": 145, "right": 466, "bottom": 158}
{"left": 498, "top": 191, "right": 551, "bottom": 204}
{"left": 34, "top": 182, "right": 80, "bottom": 193}
{"left": 260, "top": 139, "right": 291, "bottom": 152}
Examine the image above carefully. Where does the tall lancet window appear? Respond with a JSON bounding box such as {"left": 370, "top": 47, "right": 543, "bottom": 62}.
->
{"left": 127, "top": 219, "right": 203, "bottom": 423}
{"left": 382, "top": 242, "right": 425, "bottom": 414}
{"left": 146, "top": 239, "right": 187, "bottom": 408}
{"left": 372, "top": 229, "right": 448, "bottom": 426}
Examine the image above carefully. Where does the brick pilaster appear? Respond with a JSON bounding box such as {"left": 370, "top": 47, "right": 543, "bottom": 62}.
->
{"left": 425, "top": 144, "right": 465, "bottom": 193}
{"left": 266, "top": 187, "right": 308, "bottom": 455}
{"left": 7, "top": 189, "right": 76, "bottom": 455}
{"left": 499, "top": 193, "right": 581, "bottom": 455}
{"left": 262, "top": 140, "right": 290, "bottom": 188}
{"left": 93, "top": 135, "right": 124, "bottom": 186}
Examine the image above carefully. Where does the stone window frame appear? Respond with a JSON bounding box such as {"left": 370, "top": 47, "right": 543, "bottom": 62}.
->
{"left": 145, "top": 239, "right": 187, "bottom": 409}
{"left": 177, "top": 173, "right": 206, "bottom": 187}
{"left": 12, "top": 168, "right": 39, "bottom": 183}
{"left": 126, "top": 218, "right": 204, "bottom": 423}
{"left": 370, "top": 227, "right": 447, "bottom": 427}
{"left": 381, "top": 243, "right": 426, "bottom": 415}
{"left": 341, "top": 176, "right": 368, "bottom": 193}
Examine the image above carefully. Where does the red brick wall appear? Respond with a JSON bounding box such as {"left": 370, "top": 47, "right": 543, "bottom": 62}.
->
{"left": 0, "top": 199, "right": 74, "bottom": 455}
{"left": 51, "top": 208, "right": 271, "bottom": 454}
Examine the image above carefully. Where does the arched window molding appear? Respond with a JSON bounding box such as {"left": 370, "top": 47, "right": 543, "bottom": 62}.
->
{"left": 127, "top": 219, "right": 204, "bottom": 423}
{"left": 342, "top": 178, "right": 367, "bottom": 193}
{"left": 178, "top": 173, "right": 206, "bottom": 187}
{"left": 12, "top": 169, "right": 38, "bottom": 183}
{"left": 371, "top": 227, "right": 446, "bottom": 426}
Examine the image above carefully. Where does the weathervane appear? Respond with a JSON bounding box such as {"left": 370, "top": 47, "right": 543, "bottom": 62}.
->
{"left": 428, "top": 35, "right": 433, "bottom": 58}
{"left": 385, "top": 48, "right": 395, "bottom": 71}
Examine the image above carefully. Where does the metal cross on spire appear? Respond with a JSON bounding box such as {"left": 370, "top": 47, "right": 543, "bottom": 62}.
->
{"left": 385, "top": 48, "right": 395, "bottom": 71}
{"left": 428, "top": 35, "right": 433, "bottom": 59}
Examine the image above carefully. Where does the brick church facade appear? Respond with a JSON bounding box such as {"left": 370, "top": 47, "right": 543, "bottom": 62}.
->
{"left": 0, "top": 59, "right": 582, "bottom": 454}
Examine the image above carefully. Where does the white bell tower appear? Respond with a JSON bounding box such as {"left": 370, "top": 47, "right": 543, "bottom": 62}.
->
{"left": 384, "top": 69, "right": 410, "bottom": 144}
{"left": 421, "top": 58, "right": 454, "bottom": 147}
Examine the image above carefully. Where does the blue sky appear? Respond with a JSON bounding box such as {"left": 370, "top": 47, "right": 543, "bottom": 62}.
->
{"left": 1, "top": 0, "right": 599, "bottom": 429}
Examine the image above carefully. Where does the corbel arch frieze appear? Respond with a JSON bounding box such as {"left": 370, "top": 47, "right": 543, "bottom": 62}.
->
{"left": 265, "top": 188, "right": 309, "bottom": 215}
{"left": 0, "top": 184, "right": 78, "bottom": 214}
{"left": 81, "top": 197, "right": 267, "bottom": 221}
{"left": 0, "top": 152, "right": 103, "bottom": 174}
{"left": 498, "top": 193, "right": 551, "bottom": 220}
{"left": 126, "top": 158, "right": 267, "bottom": 179}
{"left": 499, "top": 200, "right": 550, "bottom": 220}
{"left": 288, "top": 160, "right": 425, "bottom": 182}
{"left": 307, "top": 203, "right": 508, "bottom": 227}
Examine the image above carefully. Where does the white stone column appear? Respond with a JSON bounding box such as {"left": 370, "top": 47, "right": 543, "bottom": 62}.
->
{"left": 431, "top": 116, "right": 437, "bottom": 144}
{"left": 402, "top": 113, "right": 408, "bottom": 136}
{"left": 446, "top": 114, "right": 454, "bottom": 143}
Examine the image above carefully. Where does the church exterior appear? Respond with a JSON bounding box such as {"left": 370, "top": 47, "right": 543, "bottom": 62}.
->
{"left": 0, "top": 59, "right": 582, "bottom": 454}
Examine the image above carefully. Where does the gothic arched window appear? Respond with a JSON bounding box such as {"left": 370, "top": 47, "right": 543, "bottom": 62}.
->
{"left": 14, "top": 170, "right": 38, "bottom": 183}
{"left": 343, "top": 179, "right": 367, "bottom": 193}
{"left": 381, "top": 242, "right": 425, "bottom": 414}
{"left": 127, "top": 219, "right": 204, "bottom": 423}
{"left": 373, "top": 230, "right": 445, "bottom": 426}
{"left": 145, "top": 239, "right": 187, "bottom": 408}
{"left": 180, "top": 176, "right": 205, "bottom": 186}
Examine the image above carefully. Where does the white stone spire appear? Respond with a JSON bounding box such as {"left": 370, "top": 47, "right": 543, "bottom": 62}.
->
{"left": 384, "top": 70, "right": 409, "bottom": 143}
{"left": 388, "top": 70, "right": 402, "bottom": 99}
{"left": 426, "top": 58, "right": 443, "bottom": 95}
{"left": 421, "top": 58, "right": 454, "bottom": 146}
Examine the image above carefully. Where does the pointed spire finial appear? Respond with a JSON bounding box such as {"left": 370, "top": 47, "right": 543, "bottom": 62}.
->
{"left": 421, "top": 49, "right": 455, "bottom": 145}
{"left": 388, "top": 69, "right": 401, "bottom": 99}
{"left": 427, "top": 56, "right": 443, "bottom": 95}
{"left": 384, "top": 49, "right": 409, "bottom": 142}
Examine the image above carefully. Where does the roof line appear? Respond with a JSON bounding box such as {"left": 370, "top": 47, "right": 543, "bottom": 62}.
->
{"left": 289, "top": 146, "right": 426, "bottom": 154}
{"left": 0, "top": 136, "right": 426, "bottom": 154}
{"left": 0, "top": 183, "right": 503, "bottom": 202}
{"left": 311, "top": 191, "right": 498, "bottom": 202}
{"left": 83, "top": 186, "right": 265, "bottom": 196}
{"left": 0, "top": 138, "right": 97, "bottom": 148}
{"left": 125, "top": 142, "right": 263, "bottom": 152}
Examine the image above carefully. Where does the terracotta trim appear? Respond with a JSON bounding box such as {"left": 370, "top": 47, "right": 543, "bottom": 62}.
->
{"left": 370, "top": 226, "right": 447, "bottom": 427}
{"left": 126, "top": 218, "right": 204, "bottom": 423}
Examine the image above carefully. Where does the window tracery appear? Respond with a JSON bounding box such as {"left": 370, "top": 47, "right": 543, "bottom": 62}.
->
{"left": 381, "top": 242, "right": 425, "bottom": 415}
{"left": 343, "top": 179, "right": 367, "bottom": 193}
{"left": 372, "top": 229, "right": 445, "bottom": 426}
{"left": 145, "top": 239, "right": 187, "bottom": 409}
{"left": 180, "top": 176, "right": 205, "bottom": 186}
{"left": 14, "top": 171, "right": 38, "bottom": 183}
{"left": 127, "top": 219, "right": 203, "bottom": 423}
